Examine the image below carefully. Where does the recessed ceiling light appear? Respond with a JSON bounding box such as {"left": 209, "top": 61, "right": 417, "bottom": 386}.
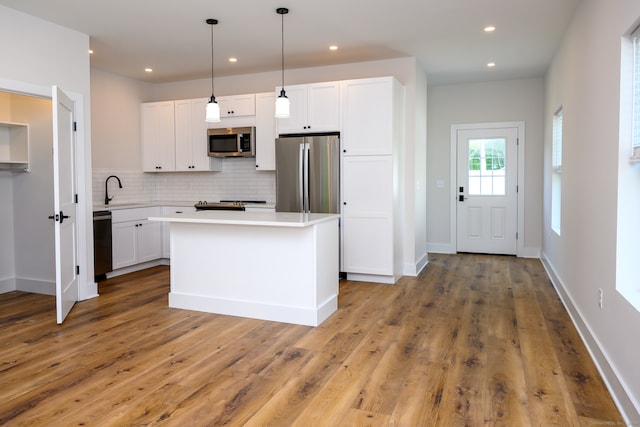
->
{"left": 88, "top": 49, "right": 94, "bottom": 54}
{"left": 329, "top": 45, "right": 338, "bottom": 51}
{"left": 229, "top": 57, "right": 237, "bottom": 63}
{"left": 145, "top": 68, "right": 153, "bottom": 73}
{"left": 487, "top": 62, "right": 496, "bottom": 68}
{"left": 484, "top": 26, "right": 496, "bottom": 32}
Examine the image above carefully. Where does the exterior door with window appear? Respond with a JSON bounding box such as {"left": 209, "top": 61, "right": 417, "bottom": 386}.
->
{"left": 456, "top": 127, "right": 518, "bottom": 254}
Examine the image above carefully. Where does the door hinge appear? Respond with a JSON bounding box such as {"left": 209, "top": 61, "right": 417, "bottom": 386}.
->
{"left": 75, "top": 194, "right": 78, "bottom": 203}
{"left": 517, "top": 137, "right": 519, "bottom": 146}
{"left": 73, "top": 121, "right": 77, "bottom": 132}
{"left": 516, "top": 232, "right": 519, "bottom": 240}
{"left": 76, "top": 265, "right": 80, "bottom": 275}
{"left": 517, "top": 185, "right": 519, "bottom": 193}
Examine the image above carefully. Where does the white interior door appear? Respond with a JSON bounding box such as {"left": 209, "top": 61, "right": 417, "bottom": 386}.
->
{"left": 52, "top": 86, "right": 78, "bottom": 324}
{"left": 456, "top": 127, "right": 518, "bottom": 255}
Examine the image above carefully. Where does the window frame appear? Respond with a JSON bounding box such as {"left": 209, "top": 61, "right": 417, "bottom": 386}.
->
{"left": 632, "top": 25, "right": 640, "bottom": 160}
{"left": 551, "top": 107, "right": 563, "bottom": 236}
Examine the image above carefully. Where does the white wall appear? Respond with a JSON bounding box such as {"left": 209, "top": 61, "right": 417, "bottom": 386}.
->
{"left": 91, "top": 69, "right": 153, "bottom": 170}
{"left": 0, "top": 174, "right": 14, "bottom": 292}
{"left": 542, "top": 0, "right": 640, "bottom": 421}
{"left": 0, "top": 5, "right": 95, "bottom": 299}
{"left": 10, "top": 95, "right": 56, "bottom": 291}
{"left": 91, "top": 57, "right": 429, "bottom": 277}
{"left": 426, "top": 78, "right": 544, "bottom": 255}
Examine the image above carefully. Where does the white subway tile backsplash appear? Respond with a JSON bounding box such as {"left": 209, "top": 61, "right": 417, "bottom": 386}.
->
{"left": 93, "top": 158, "right": 275, "bottom": 205}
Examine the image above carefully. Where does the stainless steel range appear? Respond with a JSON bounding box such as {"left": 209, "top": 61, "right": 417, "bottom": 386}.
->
{"left": 194, "top": 201, "right": 245, "bottom": 211}
{"left": 193, "top": 200, "right": 267, "bottom": 211}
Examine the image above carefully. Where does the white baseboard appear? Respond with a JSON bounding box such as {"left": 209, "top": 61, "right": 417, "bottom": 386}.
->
{"left": 518, "top": 246, "right": 541, "bottom": 258}
{"left": 169, "top": 291, "right": 337, "bottom": 327}
{"left": 106, "top": 259, "right": 165, "bottom": 278}
{"left": 540, "top": 254, "right": 640, "bottom": 425}
{"left": 403, "top": 253, "right": 429, "bottom": 277}
{"left": 15, "top": 277, "right": 55, "bottom": 296}
{"left": 0, "top": 277, "right": 16, "bottom": 294}
{"left": 426, "top": 242, "right": 455, "bottom": 254}
{"left": 345, "top": 272, "right": 397, "bottom": 284}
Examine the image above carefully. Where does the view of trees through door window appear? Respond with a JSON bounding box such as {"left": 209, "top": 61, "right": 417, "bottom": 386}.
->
{"left": 467, "top": 138, "right": 506, "bottom": 195}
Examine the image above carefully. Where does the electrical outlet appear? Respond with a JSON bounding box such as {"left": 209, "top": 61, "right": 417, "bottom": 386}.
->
{"left": 598, "top": 288, "right": 603, "bottom": 309}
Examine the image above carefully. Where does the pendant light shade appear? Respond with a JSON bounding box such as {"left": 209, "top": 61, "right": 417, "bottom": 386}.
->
{"left": 275, "top": 7, "right": 290, "bottom": 119}
{"left": 206, "top": 95, "right": 220, "bottom": 122}
{"left": 275, "top": 89, "right": 290, "bottom": 118}
{"left": 205, "top": 18, "right": 221, "bottom": 123}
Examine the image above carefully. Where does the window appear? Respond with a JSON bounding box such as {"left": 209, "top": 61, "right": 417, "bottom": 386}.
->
{"left": 633, "top": 26, "right": 640, "bottom": 160}
{"left": 616, "top": 23, "right": 640, "bottom": 313}
{"left": 467, "top": 138, "right": 506, "bottom": 196}
{"left": 551, "top": 108, "right": 563, "bottom": 235}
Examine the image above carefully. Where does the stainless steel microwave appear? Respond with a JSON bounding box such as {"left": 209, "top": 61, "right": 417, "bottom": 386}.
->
{"left": 207, "top": 126, "right": 256, "bottom": 157}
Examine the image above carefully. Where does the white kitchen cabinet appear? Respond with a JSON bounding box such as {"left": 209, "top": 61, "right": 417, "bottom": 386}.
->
{"left": 254, "top": 92, "right": 276, "bottom": 171}
{"left": 161, "top": 205, "right": 196, "bottom": 258}
{"left": 342, "top": 156, "right": 396, "bottom": 278}
{"left": 276, "top": 82, "right": 340, "bottom": 134}
{"left": 175, "top": 98, "right": 222, "bottom": 172}
{"left": 340, "top": 77, "right": 403, "bottom": 156}
{"left": 0, "top": 122, "right": 29, "bottom": 172}
{"left": 142, "top": 101, "right": 175, "bottom": 172}
{"left": 217, "top": 94, "right": 255, "bottom": 118}
{"left": 112, "top": 207, "right": 162, "bottom": 270}
{"left": 340, "top": 76, "right": 403, "bottom": 284}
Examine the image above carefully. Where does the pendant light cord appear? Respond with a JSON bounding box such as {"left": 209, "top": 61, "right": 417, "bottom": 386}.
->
{"left": 280, "top": 11, "right": 285, "bottom": 89}
{"left": 210, "top": 22, "right": 215, "bottom": 97}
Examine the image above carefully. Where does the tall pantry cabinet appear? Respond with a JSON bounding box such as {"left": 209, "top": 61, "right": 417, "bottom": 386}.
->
{"left": 340, "top": 76, "right": 404, "bottom": 284}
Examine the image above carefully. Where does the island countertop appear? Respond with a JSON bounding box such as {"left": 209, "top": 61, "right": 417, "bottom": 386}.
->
{"left": 148, "top": 210, "right": 340, "bottom": 228}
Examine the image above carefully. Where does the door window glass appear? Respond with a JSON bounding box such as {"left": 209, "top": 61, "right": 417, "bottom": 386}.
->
{"left": 468, "top": 138, "right": 506, "bottom": 195}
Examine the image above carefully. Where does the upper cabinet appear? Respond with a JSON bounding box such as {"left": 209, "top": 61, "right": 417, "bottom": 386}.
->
{"left": 142, "top": 100, "right": 221, "bottom": 173}
{"left": 255, "top": 92, "right": 277, "bottom": 171}
{"left": 142, "top": 101, "right": 175, "bottom": 172}
{"left": 340, "top": 77, "right": 403, "bottom": 156}
{"left": 276, "top": 82, "right": 340, "bottom": 134}
{"left": 0, "top": 121, "right": 29, "bottom": 172}
{"left": 217, "top": 94, "right": 255, "bottom": 118}
{"left": 175, "top": 98, "right": 222, "bottom": 172}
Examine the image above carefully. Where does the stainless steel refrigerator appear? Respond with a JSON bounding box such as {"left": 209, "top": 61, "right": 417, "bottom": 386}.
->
{"left": 275, "top": 133, "right": 340, "bottom": 213}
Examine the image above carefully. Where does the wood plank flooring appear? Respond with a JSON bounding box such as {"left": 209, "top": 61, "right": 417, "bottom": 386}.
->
{"left": 0, "top": 254, "right": 623, "bottom": 426}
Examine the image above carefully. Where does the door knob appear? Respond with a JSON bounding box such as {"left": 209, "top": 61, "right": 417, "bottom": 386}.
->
{"left": 59, "top": 211, "right": 70, "bottom": 224}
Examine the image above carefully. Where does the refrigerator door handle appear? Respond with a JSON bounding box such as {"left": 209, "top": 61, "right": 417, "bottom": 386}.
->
{"left": 303, "top": 142, "right": 310, "bottom": 212}
{"left": 298, "top": 142, "right": 305, "bottom": 212}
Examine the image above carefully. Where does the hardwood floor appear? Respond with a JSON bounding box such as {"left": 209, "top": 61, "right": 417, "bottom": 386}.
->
{"left": 0, "top": 254, "right": 622, "bottom": 426}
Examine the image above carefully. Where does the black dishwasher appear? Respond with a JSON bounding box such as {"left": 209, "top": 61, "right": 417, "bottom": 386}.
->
{"left": 93, "top": 210, "right": 112, "bottom": 281}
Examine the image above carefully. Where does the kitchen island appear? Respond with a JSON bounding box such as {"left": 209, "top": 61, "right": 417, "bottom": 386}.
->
{"left": 149, "top": 210, "right": 340, "bottom": 326}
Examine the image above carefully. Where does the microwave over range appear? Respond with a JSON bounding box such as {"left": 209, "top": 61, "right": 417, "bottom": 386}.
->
{"left": 207, "top": 126, "right": 255, "bottom": 158}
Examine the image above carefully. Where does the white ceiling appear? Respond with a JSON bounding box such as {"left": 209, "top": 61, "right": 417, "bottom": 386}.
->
{"left": 0, "top": 0, "right": 581, "bottom": 85}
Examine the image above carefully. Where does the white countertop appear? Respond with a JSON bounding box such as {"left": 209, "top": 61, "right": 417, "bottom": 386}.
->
{"left": 93, "top": 201, "right": 275, "bottom": 211}
{"left": 149, "top": 210, "right": 340, "bottom": 228}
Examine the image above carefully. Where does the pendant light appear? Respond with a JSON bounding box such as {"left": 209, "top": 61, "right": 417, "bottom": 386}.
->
{"left": 275, "top": 7, "right": 290, "bottom": 118}
{"left": 205, "top": 18, "right": 221, "bottom": 123}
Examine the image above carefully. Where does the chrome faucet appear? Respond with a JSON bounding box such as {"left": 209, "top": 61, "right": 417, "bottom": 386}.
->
{"left": 105, "top": 175, "right": 123, "bottom": 205}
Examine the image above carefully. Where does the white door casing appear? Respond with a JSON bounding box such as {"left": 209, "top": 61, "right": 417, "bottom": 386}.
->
{"left": 455, "top": 125, "right": 519, "bottom": 255}
{"left": 53, "top": 86, "right": 78, "bottom": 323}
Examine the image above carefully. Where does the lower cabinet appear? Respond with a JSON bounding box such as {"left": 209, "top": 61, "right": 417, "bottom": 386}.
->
{"left": 112, "top": 207, "right": 162, "bottom": 270}
{"left": 341, "top": 155, "right": 399, "bottom": 283}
